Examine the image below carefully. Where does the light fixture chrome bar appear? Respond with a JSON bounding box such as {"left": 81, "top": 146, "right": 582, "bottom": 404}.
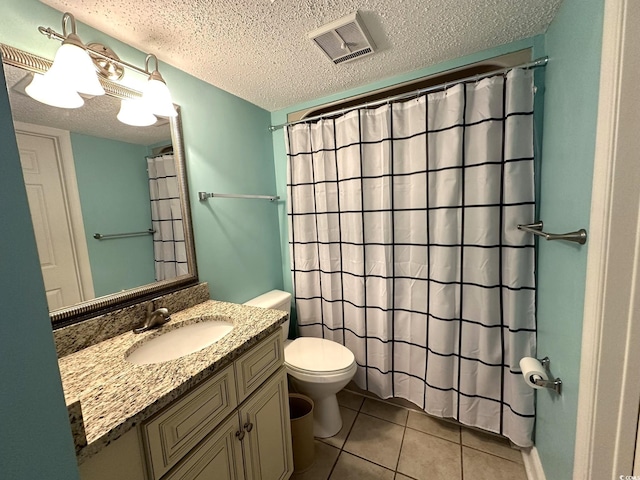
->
{"left": 38, "top": 25, "right": 151, "bottom": 77}
{"left": 517, "top": 221, "right": 587, "bottom": 245}
{"left": 93, "top": 229, "right": 155, "bottom": 240}
{"left": 198, "top": 192, "right": 280, "bottom": 202}
{"left": 269, "top": 56, "right": 548, "bottom": 131}
{"left": 0, "top": 43, "right": 142, "bottom": 100}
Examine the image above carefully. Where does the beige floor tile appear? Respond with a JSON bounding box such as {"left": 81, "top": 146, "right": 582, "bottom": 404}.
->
{"left": 397, "top": 428, "right": 462, "bottom": 480}
{"left": 329, "top": 452, "right": 395, "bottom": 480}
{"left": 406, "top": 411, "right": 460, "bottom": 444}
{"left": 343, "top": 413, "right": 404, "bottom": 470}
{"left": 394, "top": 475, "right": 415, "bottom": 480}
{"left": 461, "top": 428, "right": 523, "bottom": 464}
{"left": 462, "top": 447, "right": 527, "bottom": 480}
{"left": 292, "top": 441, "right": 340, "bottom": 480}
{"left": 319, "top": 406, "right": 358, "bottom": 449}
{"left": 337, "top": 389, "right": 365, "bottom": 411}
{"left": 361, "top": 398, "right": 409, "bottom": 426}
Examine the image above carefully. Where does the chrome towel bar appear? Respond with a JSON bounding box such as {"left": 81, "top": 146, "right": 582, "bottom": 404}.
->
{"left": 93, "top": 229, "right": 155, "bottom": 240}
{"left": 198, "top": 192, "right": 280, "bottom": 202}
{"left": 517, "top": 221, "right": 587, "bottom": 245}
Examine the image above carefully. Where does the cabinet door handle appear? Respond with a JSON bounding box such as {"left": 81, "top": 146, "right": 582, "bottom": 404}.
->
{"left": 235, "top": 429, "right": 245, "bottom": 441}
{"left": 244, "top": 413, "right": 254, "bottom": 432}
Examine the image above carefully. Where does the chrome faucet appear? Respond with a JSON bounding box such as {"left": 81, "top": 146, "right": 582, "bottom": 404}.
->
{"left": 133, "top": 301, "right": 171, "bottom": 334}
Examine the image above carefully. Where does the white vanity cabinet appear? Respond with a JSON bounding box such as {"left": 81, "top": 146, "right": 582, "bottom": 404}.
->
{"left": 78, "top": 329, "right": 293, "bottom": 480}
{"left": 163, "top": 369, "right": 291, "bottom": 480}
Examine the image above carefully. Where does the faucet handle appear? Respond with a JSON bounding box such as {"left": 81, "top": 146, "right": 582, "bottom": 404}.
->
{"left": 133, "top": 303, "right": 170, "bottom": 333}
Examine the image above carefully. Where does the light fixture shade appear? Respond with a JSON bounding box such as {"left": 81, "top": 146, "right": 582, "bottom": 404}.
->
{"left": 143, "top": 71, "right": 177, "bottom": 117}
{"left": 50, "top": 40, "right": 105, "bottom": 96}
{"left": 25, "top": 72, "right": 84, "bottom": 109}
{"left": 117, "top": 98, "right": 157, "bottom": 127}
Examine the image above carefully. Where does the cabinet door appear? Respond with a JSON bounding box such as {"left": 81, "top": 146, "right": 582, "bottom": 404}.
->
{"left": 235, "top": 330, "right": 283, "bottom": 403}
{"left": 240, "top": 368, "right": 293, "bottom": 480}
{"left": 164, "top": 415, "right": 245, "bottom": 480}
{"left": 143, "top": 364, "right": 237, "bottom": 479}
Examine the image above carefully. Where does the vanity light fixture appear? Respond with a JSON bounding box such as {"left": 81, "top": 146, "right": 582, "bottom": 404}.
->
{"left": 25, "top": 71, "right": 84, "bottom": 108}
{"left": 33, "top": 11, "right": 177, "bottom": 125}
{"left": 143, "top": 54, "right": 178, "bottom": 118}
{"left": 117, "top": 98, "right": 157, "bottom": 127}
{"left": 26, "top": 12, "right": 104, "bottom": 108}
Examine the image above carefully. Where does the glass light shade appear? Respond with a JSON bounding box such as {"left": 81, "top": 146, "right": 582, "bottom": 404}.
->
{"left": 50, "top": 41, "right": 105, "bottom": 96}
{"left": 143, "top": 73, "right": 177, "bottom": 117}
{"left": 117, "top": 98, "right": 157, "bottom": 127}
{"left": 25, "top": 72, "right": 84, "bottom": 109}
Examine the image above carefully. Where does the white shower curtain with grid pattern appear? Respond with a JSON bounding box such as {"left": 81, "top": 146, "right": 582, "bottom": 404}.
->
{"left": 147, "top": 154, "right": 187, "bottom": 281}
{"left": 286, "top": 69, "right": 537, "bottom": 446}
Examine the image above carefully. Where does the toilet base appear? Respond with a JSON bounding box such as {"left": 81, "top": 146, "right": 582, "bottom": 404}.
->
{"left": 312, "top": 394, "right": 342, "bottom": 438}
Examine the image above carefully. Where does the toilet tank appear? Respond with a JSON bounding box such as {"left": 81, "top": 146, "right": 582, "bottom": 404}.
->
{"left": 243, "top": 290, "right": 291, "bottom": 341}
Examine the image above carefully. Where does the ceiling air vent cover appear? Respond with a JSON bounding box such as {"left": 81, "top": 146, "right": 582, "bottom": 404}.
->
{"left": 308, "top": 12, "right": 376, "bottom": 65}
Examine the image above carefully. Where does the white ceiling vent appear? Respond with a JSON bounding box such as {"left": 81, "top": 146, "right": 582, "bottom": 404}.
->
{"left": 308, "top": 12, "right": 376, "bottom": 65}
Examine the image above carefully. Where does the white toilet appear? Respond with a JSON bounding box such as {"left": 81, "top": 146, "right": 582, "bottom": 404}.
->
{"left": 244, "top": 290, "right": 357, "bottom": 438}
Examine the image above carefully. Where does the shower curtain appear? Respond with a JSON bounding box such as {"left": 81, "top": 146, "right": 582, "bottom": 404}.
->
{"left": 147, "top": 154, "right": 187, "bottom": 281}
{"left": 286, "top": 69, "right": 537, "bottom": 446}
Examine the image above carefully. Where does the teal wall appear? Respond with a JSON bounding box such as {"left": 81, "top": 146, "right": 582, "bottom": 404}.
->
{"left": 535, "top": 0, "right": 604, "bottom": 478}
{"left": 70, "top": 133, "right": 155, "bottom": 297}
{"left": 0, "top": 62, "right": 79, "bottom": 479}
{"left": 0, "top": 0, "right": 283, "bottom": 305}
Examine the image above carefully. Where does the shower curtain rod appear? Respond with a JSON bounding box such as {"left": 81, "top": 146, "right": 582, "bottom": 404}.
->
{"left": 269, "top": 56, "right": 548, "bottom": 132}
{"left": 147, "top": 151, "right": 173, "bottom": 159}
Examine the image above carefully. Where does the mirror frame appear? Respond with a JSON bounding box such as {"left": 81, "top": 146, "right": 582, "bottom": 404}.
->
{"left": 0, "top": 43, "right": 199, "bottom": 328}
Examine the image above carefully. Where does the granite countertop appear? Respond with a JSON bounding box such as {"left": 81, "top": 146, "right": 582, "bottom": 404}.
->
{"left": 58, "top": 300, "right": 286, "bottom": 463}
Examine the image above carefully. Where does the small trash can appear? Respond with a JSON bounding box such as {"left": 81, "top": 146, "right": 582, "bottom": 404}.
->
{"left": 289, "top": 393, "right": 315, "bottom": 472}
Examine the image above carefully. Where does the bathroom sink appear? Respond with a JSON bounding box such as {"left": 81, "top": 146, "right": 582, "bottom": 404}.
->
{"left": 125, "top": 317, "right": 234, "bottom": 365}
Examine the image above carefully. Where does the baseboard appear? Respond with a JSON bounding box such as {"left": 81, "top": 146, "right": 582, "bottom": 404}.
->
{"left": 521, "top": 446, "right": 546, "bottom": 480}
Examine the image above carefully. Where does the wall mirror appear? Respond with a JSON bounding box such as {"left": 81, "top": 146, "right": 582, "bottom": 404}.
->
{"left": 0, "top": 43, "right": 198, "bottom": 328}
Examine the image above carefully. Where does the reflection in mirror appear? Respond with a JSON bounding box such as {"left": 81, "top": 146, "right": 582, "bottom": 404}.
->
{"left": 1, "top": 45, "right": 198, "bottom": 327}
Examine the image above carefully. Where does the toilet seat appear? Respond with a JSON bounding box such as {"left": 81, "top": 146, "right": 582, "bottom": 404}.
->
{"left": 286, "top": 361, "right": 357, "bottom": 384}
{"left": 284, "top": 337, "right": 356, "bottom": 380}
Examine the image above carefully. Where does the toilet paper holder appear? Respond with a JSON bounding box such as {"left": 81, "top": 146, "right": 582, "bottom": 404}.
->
{"left": 535, "top": 357, "right": 562, "bottom": 395}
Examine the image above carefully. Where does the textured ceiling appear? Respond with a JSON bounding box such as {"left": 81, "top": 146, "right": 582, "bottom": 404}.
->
{"left": 39, "top": 0, "right": 563, "bottom": 111}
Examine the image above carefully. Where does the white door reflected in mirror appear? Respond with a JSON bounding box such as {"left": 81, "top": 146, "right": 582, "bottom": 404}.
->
{"left": 16, "top": 126, "right": 94, "bottom": 310}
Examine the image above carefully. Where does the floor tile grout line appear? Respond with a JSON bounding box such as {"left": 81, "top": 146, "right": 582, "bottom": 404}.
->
{"left": 460, "top": 432, "right": 465, "bottom": 480}
{"left": 346, "top": 388, "right": 519, "bottom": 445}
{"left": 462, "top": 444, "right": 525, "bottom": 465}
{"left": 393, "top": 422, "right": 408, "bottom": 477}
{"left": 335, "top": 450, "right": 398, "bottom": 477}
{"left": 335, "top": 390, "right": 525, "bottom": 479}
{"left": 342, "top": 391, "right": 417, "bottom": 478}
{"left": 404, "top": 424, "right": 462, "bottom": 446}
{"left": 325, "top": 405, "right": 363, "bottom": 480}
{"left": 336, "top": 399, "right": 405, "bottom": 478}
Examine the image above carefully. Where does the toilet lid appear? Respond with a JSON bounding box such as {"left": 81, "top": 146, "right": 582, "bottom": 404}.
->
{"left": 285, "top": 337, "right": 355, "bottom": 373}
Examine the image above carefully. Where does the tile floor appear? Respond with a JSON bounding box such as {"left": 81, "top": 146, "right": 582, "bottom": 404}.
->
{"left": 292, "top": 390, "right": 528, "bottom": 480}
